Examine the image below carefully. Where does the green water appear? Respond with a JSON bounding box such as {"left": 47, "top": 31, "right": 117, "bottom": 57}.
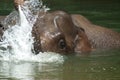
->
{"left": 0, "top": 0, "right": 120, "bottom": 80}
{"left": 0, "top": 49, "right": 120, "bottom": 80}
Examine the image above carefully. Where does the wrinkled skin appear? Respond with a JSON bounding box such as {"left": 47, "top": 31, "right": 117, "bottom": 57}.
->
{"left": 32, "top": 11, "right": 91, "bottom": 54}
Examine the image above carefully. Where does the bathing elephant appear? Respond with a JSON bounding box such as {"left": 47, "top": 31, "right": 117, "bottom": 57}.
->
{"left": 32, "top": 11, "right": 120, "bottom": 54}
{"left": 32, "top": 11, "right": 91, "bottom": 54}
{"left": 1, "top": 0, "right": 120, "bottom": 54}
{"left": 1, "top": 0, "right": 89, "bottom": 54}
{"left": 0, "top": 11, "right": 92, "bottom": 54}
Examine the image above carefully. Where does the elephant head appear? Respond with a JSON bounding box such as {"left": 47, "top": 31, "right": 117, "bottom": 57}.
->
{"left": 32, "top": 11, "right": 91, "bottom": 54}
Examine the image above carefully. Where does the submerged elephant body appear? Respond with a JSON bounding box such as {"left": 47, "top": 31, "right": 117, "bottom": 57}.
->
{"left": 72, "top": 15, "right": 120, "bottom": 49}
{"left": 32, "top": 11, "right": 120, "bottom": 54}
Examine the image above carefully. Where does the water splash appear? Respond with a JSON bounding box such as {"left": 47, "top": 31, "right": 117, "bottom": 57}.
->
{"left": 0, "top": 0, "right": 64, "bottom": 64}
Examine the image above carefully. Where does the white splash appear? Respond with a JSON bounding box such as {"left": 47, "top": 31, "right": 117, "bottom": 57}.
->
{"left": 0, "top": 0, "right": 64, "bottom": 64}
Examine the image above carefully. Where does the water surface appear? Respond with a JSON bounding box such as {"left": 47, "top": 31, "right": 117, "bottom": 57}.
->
{"left": 0, "top": 49, "right": 120, "bottom": 80}
{"left": 0, "top": 0, "right": 120, "bottom": 80}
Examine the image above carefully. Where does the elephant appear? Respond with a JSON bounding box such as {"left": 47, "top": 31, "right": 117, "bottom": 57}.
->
{"left": 0, "top": 11, "right": 92, "bottom": 54}
{"left": 0, "top": 0, "right": 120, "bottom": 55}
{"left": 71, "top": 15, "right": 120, "bottom": 49}
{"left": 32, "top": 11, "right": 91, "bottom": 54}
{"left": 32, "top": 11, "right": 120, "bottom": 54}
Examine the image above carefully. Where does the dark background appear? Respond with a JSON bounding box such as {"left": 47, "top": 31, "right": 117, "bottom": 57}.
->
{"left": 0, "top": 0, "right": 119, "bottom": 14}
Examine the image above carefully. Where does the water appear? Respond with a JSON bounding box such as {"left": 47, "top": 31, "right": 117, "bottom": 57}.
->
{"left": 0, "top": 49, "right": 120, "bottom": 80}
{"left": 0, "top": 0, "right": 64, "bottom": 63}
{"left": 0, "top": 0, "right": 120, "bottom": 80}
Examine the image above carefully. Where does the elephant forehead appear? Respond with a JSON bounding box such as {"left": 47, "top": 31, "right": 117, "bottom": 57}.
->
{"left": 42, "top": 31, "right": 62, "bottom": 39}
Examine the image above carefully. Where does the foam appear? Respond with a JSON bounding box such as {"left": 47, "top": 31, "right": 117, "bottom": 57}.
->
{"left": 0, "top": 0, "right": 64, "bottom": 64}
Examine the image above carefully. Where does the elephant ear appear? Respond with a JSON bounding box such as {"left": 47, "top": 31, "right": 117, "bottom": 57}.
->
{"left": 74, "top": 24, "right": 92, "bottom": 54}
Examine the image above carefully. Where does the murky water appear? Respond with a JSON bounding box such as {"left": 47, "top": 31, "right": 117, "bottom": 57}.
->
{"left": 0, "top": 0, "right": 120, "bottom": 80}
{"left": 0, "top": 49, "right": 120, "bottom": 80}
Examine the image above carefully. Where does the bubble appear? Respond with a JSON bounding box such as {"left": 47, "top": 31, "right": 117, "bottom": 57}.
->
{"left": 0, "top": 0, "right": 64, "bottom": 64}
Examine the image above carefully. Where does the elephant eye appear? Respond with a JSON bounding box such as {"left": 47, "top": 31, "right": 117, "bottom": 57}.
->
{"left": 58, "top": 39, "right": 66, "bottom": 50}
